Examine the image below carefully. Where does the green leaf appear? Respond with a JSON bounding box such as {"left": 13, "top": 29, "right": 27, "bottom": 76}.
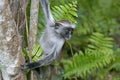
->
{"left": 32, "top": 44, "right": 43, "bottom": 61}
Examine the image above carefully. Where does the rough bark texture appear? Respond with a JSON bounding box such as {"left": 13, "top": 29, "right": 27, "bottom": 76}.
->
{"left": 29, "top": 0, "right": 39, "bottom": 50}
{"left": 8, "top": 0, "right": 26, "bottom": 47}
{"left": 28, "top": 0, "right": 39, "bottom": 80}
{"left": 0, "top": 0, "right": 26, "bottom": 80}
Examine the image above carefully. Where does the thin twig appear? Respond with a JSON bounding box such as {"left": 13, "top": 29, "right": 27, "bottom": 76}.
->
{"left": 23, "top": 0, "right": 32, "bottom": 63}
{"left": 23, "top": 0, "right": 33, "bottom": 80}
{"left": 66, "top": 41, "right": 74, "bottom": 56}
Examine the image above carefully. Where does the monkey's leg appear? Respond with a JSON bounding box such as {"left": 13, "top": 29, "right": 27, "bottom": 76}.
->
{"left": 21, "top": 53, "right": 56, "bottom": 70}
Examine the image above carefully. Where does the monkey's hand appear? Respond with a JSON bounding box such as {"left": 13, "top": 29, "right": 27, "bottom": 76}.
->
{"left": 21, "top": 63, "right": 30, "bottom": 70}
{"left": 21, "top": 61, "right": 43, "bottom": 70}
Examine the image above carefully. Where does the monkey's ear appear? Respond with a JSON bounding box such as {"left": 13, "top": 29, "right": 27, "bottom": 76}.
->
{"left": 55, "top": 22, "right": 62, "bottom": 29}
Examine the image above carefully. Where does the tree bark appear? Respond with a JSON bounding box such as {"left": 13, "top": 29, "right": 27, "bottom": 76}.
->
{"left": 29, "top": 0, "right": 39, "bottom": 50}
{"left": 0, "top": 0, "right": 26, "bottom": 80}
{"left": 28, "top": 0, "right": 39, "bottom": 80}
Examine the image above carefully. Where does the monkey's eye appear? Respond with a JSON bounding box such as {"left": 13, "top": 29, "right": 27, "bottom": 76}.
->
{"left": 55, "top": 22, "right": 62, "bottom": 29}
{"left": 65, "top": 30, "right": 70, "bottom": 35}
{"left": 65, "top": 30, "right": 69, "bottom": 32}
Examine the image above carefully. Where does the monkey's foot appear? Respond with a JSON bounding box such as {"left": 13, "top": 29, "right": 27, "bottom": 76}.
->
{"left": 21, "top": 63, "right": 30, "bottom": 70}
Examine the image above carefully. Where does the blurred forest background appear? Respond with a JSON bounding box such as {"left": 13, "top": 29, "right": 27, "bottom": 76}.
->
{"left": 32, "top": 0, "right": 120, "bottom": 80}
{"left": 31, "top": 0, "right": 120, "bottom": 80}
{"left": 0, "top": 0, "right": 120, "bottom": 80}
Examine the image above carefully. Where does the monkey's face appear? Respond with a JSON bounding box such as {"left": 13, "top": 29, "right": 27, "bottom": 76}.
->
{"left": 55, "top": 21, "right": 75, "bottom": 40}
{"left": 61, "top": 27, "right": 74, "bottom": 40}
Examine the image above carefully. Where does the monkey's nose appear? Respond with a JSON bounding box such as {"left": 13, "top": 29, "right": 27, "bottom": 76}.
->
{"left": 65, "top": 35, "right": 71, "bottom": 40}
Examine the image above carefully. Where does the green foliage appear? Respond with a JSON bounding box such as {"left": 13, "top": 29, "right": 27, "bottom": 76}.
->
{"left": 76, "top": 0, "right": 120, "bottom": 36}
{"left": 88, "top": 32, "right": 113, "bottom": 49}
{"left": 52, "top": 1, "right": 78, "bottom": 23}
{"left": 63, "top": 49, "right": 114, "bottom": 79}
{"left": 111, "top": 48, "right": 120, "bottom": 71}
{"left": 32, "top": 44, "right": 43, "bottom": 61}
{"left": 22, "top": 44, "right": 43, "bottom": 62}
{"left": 62, "top": 33, "right": 114, "bottom": 79}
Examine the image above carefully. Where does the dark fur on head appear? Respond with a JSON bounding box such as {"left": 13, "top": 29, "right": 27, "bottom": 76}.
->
{"left": 54, "top": 20, "right": 75, "bottom": 40}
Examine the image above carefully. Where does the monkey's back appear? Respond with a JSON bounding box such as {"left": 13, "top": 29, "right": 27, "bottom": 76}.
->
{"left": 39, "top": 27, "right": 65, "bottom": 58}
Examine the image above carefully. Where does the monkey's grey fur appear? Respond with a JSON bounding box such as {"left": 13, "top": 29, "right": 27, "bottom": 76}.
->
{"left": 21, "top": 0, "right": 75, "bottom": 70}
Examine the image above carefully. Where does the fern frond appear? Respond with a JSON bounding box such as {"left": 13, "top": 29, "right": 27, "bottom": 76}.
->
{"left": 63, "top": 48, "right": 114, "bottom": 79}
{"left": 22, "top": 44, "right": 43, "bottom": 62}
{"left": 32, "top": 44, "right": 43, "bottom": 61}
{"left": 88, "top": 32, "right": 113, "bottom": 49}
{"left": 52, "top": 1, "right": 78, "bottom": 23}
{"left": 62, "top": 33, "right": 115, "bottom": 79}
{"left": 111, "top": 48, "right": 120, "bottom": 71}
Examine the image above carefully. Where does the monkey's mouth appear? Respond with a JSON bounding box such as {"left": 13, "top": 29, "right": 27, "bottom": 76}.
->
{"left": 65, "top": 38, "right": 70, "bottom": 40}
{"left": 65, "top": 36, "right": 72, "bottom": 40}
{"left": 60, "top": 33, "right": 71, "bottom": 40}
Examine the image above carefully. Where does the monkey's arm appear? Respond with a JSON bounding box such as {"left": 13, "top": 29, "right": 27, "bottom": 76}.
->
{"left": 40, "top": 0, "right": 55, "bottom": 27}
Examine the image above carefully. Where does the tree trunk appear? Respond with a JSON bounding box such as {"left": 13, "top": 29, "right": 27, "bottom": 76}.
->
{"left": 0, "top": 0, "right": 26, "bottom": 80}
